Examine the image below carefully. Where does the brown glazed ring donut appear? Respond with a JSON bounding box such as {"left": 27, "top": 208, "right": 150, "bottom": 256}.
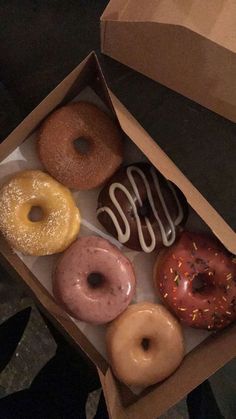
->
{"left": 38, "top": 102, "right": 123, "bottom": 190}
{"left": 154, "top": 232, "right": 236, "bottom": 330}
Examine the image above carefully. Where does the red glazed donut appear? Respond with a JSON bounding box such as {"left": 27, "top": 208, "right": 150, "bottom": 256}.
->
{"left": 38, "top": 102, "right": 123, "bottom": 190}
{"left": 154, "top": 232, "right": 236, "bottom": 330}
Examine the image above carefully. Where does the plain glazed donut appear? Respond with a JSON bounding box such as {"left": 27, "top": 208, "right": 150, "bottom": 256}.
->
{"left": 154, "top": 232, "right": 236, "bottom": 330}
{"left": 53, "top": 236, "right": 136, "bottom": 324}
{"left": 38, "top": 102, "right": 123, "bottom": 190}
{"left": 0, "top": 170, "right": 80, "bottom": 255}
{"left": 97, "top": 162, "right": 188, "bottom": 252}
{"left": 106, "top": 302, "right": 184, "bottom": 387}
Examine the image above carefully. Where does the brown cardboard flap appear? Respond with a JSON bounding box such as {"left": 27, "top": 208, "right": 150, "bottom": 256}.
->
{"left": 107, "top": 90, "right": 236, "bottom": 255}
{"left": 101, "top": 1, "right": 236, "bottom": 123}
{"left": 101, "top": 19, "right": 236, "bottom": 115}
{"left": 102, "top": 0, "right": 236, "bottom": 52}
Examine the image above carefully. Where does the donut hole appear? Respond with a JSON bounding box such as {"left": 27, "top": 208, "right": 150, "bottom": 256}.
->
{"left": 28, "top": 206, "right": 44, "bottom": 222}
{"left": 192, "top": 273, "right": 214, "bottom": 296}
{"left": 87, "top": 272, "right": 104, "bottom": 289}
{"left": 141, "top": 337, "right": 151, "bottom": 351}
{"left": 137, "top": 199, "right": 152, "bottom": 219}
{"left": 73, "top": 137, "right": 91, "bottom": 155}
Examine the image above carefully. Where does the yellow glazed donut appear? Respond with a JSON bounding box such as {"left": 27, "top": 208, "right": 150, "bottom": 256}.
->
{"left": 106, "top": 302, "right": 184, "bottom": 388}
{"left": 0, "top": 170, "right": 80, "bottom": 256}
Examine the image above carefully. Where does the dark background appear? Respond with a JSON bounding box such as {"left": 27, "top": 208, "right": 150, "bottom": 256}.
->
{"left": 0, "top": 0, "right": 236, "bottom": 227}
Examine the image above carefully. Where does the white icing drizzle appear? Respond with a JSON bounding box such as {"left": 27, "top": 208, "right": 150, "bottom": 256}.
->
{"left": 97, "top": 165, "right": 184, "bottom": 253}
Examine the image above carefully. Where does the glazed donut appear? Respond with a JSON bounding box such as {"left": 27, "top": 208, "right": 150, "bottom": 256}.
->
{"left": 154, "top": 232, "right": 236, "bottom": 330}
{"left": 0, "top": 170, "right": 80, "bottom": 256}
{"left": 106, "top": 302, "right": 184, "bottom": 387}
{"left": 38, "top": 102, "right": 123, "bottom": 190}
{"left": 97, "top": 162, "right": 188, "bottom": 252}
{"left": 53, "top": 236, "right": 136, "bottom": 324}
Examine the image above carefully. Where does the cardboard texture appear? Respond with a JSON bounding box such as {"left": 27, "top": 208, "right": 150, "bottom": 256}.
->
{"left": 101, "top": 0, "right": 236, "bottom": 122}
{"left": 0, "top": 52, "right": 236, "bottom": 418}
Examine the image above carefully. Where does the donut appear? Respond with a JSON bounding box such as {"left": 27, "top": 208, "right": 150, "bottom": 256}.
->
{"left": 38, "top": 102, "right": 123, "bottom": 190}
{"left": 0, "top": 170, "right": 80, "bottom": 256}
{"left": 53, "top": 236, "right": 136, "bottom": 324}
{"left": 154, "top": 232, "right": 236, "bottom": 330}
{"left": 97, "top": 162, "right": 188, "bottom": 252}
{"left": 106, "top": 302, "right": 184, "bottom": 387}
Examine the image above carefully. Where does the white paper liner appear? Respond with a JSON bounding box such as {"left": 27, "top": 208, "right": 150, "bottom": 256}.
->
{"left": 0, "top": 87, "right": 211, "bottom": 390}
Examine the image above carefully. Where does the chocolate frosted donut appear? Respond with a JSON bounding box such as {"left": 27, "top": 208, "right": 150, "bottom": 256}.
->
{"left": 97, "top": 162, "right": 188, "bottom": 252}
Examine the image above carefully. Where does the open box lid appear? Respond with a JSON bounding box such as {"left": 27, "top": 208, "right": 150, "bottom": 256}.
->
{"left": 101, "top": 0, "right": 236, "bottom": 53}
{"left": 101, "top": 0, "right": 236, "bottom": 124}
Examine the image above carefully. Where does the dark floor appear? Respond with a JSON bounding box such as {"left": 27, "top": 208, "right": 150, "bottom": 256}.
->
{"left": 0, "top": 1, "right": 236, "bottom": 418}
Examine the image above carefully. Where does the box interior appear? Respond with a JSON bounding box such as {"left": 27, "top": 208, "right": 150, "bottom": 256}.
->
{"left": 0, "top": 84, "right": 215, "bottom": 380}
{"left": 0, "top": 52, "right": 236, "bottom": 416}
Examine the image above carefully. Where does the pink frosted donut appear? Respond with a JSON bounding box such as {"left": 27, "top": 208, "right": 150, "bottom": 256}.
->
{"left": 53, "top": 236, "right": 136, "bottom": 324}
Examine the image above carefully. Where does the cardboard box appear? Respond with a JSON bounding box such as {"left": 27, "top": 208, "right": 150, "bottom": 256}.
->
{"left": 101, "top": 0, "right": 236, "bottom": 122}
{"left": 0, "top": 52, "right": 235, "bottom": 419}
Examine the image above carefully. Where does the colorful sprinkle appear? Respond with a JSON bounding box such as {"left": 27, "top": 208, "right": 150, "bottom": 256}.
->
{"left": 226, "top": 285, "right": 230, "bottom": 290}
{"left": 178, "top": 307, "right": 187, "bottom": 311}
{"left": 226, "top": 311, "right": 232, "bottom": 315}
{"left": 193, "top": 242, "right": 198, "bottom": 251}
{"left": 193, "top": 309, "right": 199, "bottom": 313}
{"left": 164, "top": 293, "right": 168, "bottom": 298}
{"left": 192, "top": 314, "right": 196, "bottom": 321}
{"left": 170, "top": 268, "right": 173, "bottom": 273}
{"left": 226, "top": 273, "right": 232, "bottom": 280}
{"left": 203, "top": 309, "right": 210, "bottom": 312}
{"left": 222, "top": 296, "right": 227, "bottom": 302}
{"left": 178, "top": 261, "right": 182, "bottom": 268}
